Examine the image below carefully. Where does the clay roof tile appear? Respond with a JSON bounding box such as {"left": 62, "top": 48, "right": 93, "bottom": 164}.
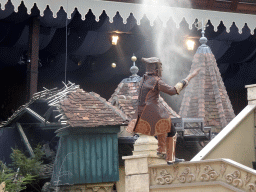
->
{"left": 59, "top": 89, "right": 128, "bottom": 128}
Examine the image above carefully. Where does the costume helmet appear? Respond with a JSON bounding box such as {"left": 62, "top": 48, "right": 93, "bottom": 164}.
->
{"left": 141, "top": 57, "right": 162, "bottom": 77}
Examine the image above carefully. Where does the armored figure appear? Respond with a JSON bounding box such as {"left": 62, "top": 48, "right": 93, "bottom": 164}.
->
{"left": 127, "top": 57, "right": 200, "bottom": 164}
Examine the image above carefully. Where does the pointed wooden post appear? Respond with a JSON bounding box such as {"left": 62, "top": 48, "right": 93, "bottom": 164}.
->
{"left": 26, "top": 17, "right": 40, "bottom": 101}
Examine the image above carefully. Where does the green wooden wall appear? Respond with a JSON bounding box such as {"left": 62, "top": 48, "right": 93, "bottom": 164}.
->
{"left": 51, "top": 127, "right": 120, "bottom": 185}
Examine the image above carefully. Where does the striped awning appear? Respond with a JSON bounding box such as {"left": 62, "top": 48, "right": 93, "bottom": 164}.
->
{"left": 1, "top": 0, "right": 256, "bottom": 33}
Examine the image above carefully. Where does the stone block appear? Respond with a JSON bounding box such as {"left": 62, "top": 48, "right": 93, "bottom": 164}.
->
{"left": 249, "top": 100, "right": 256, "bottom": 105}
{"left": 246, "top": 84, "right": 256, "bottom": 101}
{"left": 134, "top": 144, "right": 158, "bottom": 152}
{"left": 125, "top": 157, "right": 149, "bottom": 175}
{"left": 133, "top": 149, "right": 158, "bottom": 157}
{"left": 125, "top": 174, "right": 149, "bottom": 192}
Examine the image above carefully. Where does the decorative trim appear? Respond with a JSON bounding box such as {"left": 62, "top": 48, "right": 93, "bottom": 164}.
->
{"left": 146, "top": 159, "right": 256, "bottom": 191}
{"left": 3, "top": 0, "right": 256, "bottom": 33}
{"left": 248, "top": 181, "right": 256, "bottom": 192}
{"left": 178, "top": 167, "right": 195, "bottom": 183}
{"left": 244, "top": 173, "right": 252, "bottom": 186}
{"left": 220, "top": 163, "right": 227, "bottom": 177}
{"left": 60, "top": 183, "right": 115, "bottom": 192}
{"left": 195, "top": 164, "right": 200, "bottom": 178}
{"left": 152, "top": 168, "right": 157, "bottom": 181}
{"left": 226, "top": 170, "right": 243, "bottom": 188}
{"left": 173, "top": 165, "right": 179, "bottom": 179}
{"left": 200, "top": 165, "right": 219, "bottom": 181}
{"left": 156, "top": 169, "right": 174, "bottom": 185}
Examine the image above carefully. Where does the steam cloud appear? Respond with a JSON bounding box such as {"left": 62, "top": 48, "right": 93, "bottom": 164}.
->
{"left": 141, "top": 0, "right": 194, "bottom": 112}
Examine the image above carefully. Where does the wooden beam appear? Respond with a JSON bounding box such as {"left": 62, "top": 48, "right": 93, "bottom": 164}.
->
{"left": 104, "top": 0, "right": 256, "bottom": 15}
{"left": 16, "top": 123, "right": 34, "bottom": 157}
{"left": 26, "top": 17, "right": 40, "bottom": 101}
{"left": 25, "top": 107, "right": 47, "bottom": 124}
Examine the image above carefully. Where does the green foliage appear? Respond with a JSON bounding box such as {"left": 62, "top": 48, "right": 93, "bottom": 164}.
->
{"left": 10, "top": 145, "right": 44, "bottom": 177}
{"left": 0, "top": 145, "right": 45, "bottom": 192}
{"left": 0, "top": 161, "right": 35, "bottom": 192}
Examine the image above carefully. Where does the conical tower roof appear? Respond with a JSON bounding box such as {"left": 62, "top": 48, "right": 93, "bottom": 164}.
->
{"left": 179, "top": 30, "right": 235, "bottom": 132}
{"left": 109, "top": 55, "right": 180, "bottom": 120}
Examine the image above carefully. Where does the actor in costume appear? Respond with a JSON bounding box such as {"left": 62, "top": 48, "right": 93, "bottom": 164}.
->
{"left": 127, "top": 57, "right": 200, "bottom": 164}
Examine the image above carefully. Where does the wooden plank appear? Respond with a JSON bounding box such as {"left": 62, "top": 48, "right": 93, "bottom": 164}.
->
{"left": 96, "top": 134, "right": 102, "bottom": 183}
{"left": 112, "top": 134, "right": 119, "bottom": 181}
{"left": 16, "top": 123, "right": 34, "bottom": 157}
{"left": 73, "top": 136, "right": 79, "bottom": 183}
{"left": 102, "top": 134, "right": 108, "bottom": 180}
{"left": 67, "top": 137, "right": 73, "bottom": 185}
{"left": 107, "top": 135, "right": 113, "bottom": 180}
{"left": 90, "top": 136, "right": 97, "bottom": 183}
{"left": 78, "top": 137, "right": 85, "bottom": 183}
{"left": 85, "top": 135, "right": 91, "bottom": 183}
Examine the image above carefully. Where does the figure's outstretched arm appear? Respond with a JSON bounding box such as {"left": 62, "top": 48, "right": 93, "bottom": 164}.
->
{"left": 174, "top": 68, "right": 201, "bottom": 94}
{"left": 158, "top": 79, "right": 178, "bottom": 95}
{"left": 158, "top": 68, "right": 201, "bottom": 95}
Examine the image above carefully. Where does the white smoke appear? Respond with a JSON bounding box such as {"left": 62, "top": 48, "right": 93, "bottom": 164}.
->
{"left": 141, "top": 0, "right": 194, "bottom": 112}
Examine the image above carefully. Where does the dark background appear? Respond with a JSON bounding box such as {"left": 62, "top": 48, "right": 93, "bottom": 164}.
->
{"left": 0, "top": 1, "right": 254, "bottom": 121}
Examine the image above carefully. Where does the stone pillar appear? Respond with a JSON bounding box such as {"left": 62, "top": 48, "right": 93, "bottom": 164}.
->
{"left": 246, "top": 84, "right": 256, "bottom": 105}
{"left": 133, "top": 134, "right": 158, "bottom": 156}
{"left": 122, "top": 134, "right": 166, "bottom": 192}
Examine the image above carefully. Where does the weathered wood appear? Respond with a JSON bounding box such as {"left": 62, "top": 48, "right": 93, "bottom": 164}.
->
{"left": 25, "top": 107, "right": 47, "bottom": 124}
{"left": 230, "top": 0, "right": 239, "bottom": 11}
{"left": 16, "top": 123, "right": 34, "bottom": 157}
{"left": 206, "top": 0, "right": 215, "bottom": 8}
{"left": 52, "top": 128, "right": 120, "bottom": 185}
{"left": 104, "top": 0, "right": 256, "bottom": 15}
{"left": 26, "top": 17, "right": 40, "bottom": 101}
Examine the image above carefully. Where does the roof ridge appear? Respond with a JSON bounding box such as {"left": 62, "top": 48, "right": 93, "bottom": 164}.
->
{"left": 89, "top": 92, "right": 128, "bottom": 122}
{"left": 108, "top": 82, "right": 125, "bottom": 103}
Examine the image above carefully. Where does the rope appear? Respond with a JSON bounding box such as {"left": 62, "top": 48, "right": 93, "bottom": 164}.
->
{"left": 64, "top": 0, "right": 68, "bottom": 84}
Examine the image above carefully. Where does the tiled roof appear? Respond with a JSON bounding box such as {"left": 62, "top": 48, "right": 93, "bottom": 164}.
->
{"left": 0, "top": 82, "right": 79, "bottom": 127}
{"left": 1, "top": 81, "right": 128, "bottom": 128}
{"left": 59, "top": 89, "right": 128, "bottom": 127}
{"left": 179, "top": 45, "right": 235, "bottom": 133}
{"left": 109, "top": 76, "right": 180, "bottom": 120}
